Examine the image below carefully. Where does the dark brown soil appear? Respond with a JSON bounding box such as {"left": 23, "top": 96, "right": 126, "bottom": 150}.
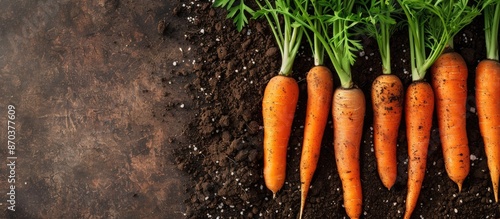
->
{"left": 173, "top": 0, "right": 500, "bottom": 218}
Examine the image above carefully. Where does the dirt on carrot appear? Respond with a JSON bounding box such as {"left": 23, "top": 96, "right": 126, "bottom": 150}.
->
{"left": 404, "top": 81, "right": 434, "bottom": 219}
{"left": 372, "top": 74, "right": 404, "bottom": 190}
{"left": 333, "top": 87, "right": 366, "bottom": 219}
{"left": 431, "top": 51, "right": 470, "bottom": 192}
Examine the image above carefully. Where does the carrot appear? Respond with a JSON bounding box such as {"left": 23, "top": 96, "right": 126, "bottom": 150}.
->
{"left": 372, "top": 74, "right": 403, "bottom": 189}
{"left": 398, "top": 1, "right": 479, "bottom": 217}
{"left": 431, "top": 50, "right": 469, "bottom": 191}
{"left": 358, "top": 0, "right": 402, "bottom": 190}
{"left": 254, "top": 0, "right": 304, "bottom": 197}
{"left": 297, "top": 1, "right": 335, "bottom": 217}
{"left": 476, "top": 60, "right": 500, "bottom": 202}
{"left": 476, "top": 1, "right": 500, "bottom": 203}
{"left": 292, "top": 1, "right": 365, "bottom": 217}
{"left": 262, "top": 75, "right": 299, "bottom": 196}
{"left": 403, "top": 81, "right": 434, "bottom": 219}
{"left": 333, "top": 87, "right": 365, "bottom": 219}
{"left": 299, "top": 66, "right": 333, "bottom": 219}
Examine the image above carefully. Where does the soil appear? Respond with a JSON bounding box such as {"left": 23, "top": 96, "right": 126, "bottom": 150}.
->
{"left": 173, "top": 1, "right": 500, "bottom": 219}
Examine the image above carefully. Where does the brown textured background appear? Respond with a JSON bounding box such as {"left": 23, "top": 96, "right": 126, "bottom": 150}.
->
{"left": 0, "top": 0, "right": 191, "bottom": 218}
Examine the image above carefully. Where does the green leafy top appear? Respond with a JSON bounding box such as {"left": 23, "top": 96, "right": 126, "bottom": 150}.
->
{"left": 358, "top": 0, "right": 399, "bottom": 74}
{"left": 312, "top": 0, "right": 363, "bottom": 88}
{"left": 483, "top": 0, "right": 500, "bottom": 61}
{"left": 254, "top": 0, "right": 305, "bottom": 76}
{"left": 300, "top": 0, "right": 324, "bottom": 66}
{"left": 290, "top": 0, "right": 362, "bottom": 88}
{"left": 213, "top": 0, "right": 255, "bottom": 32}
{"left": 398, "top": 0, "right": 481, "bottom": 81}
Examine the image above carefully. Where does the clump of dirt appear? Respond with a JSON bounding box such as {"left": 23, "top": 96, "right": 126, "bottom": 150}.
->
{"left": 172, "top": 0, "right": 500, "bottom": 218}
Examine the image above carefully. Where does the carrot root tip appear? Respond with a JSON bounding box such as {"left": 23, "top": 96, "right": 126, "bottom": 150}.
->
{"left": 457, "top": 182, "right": 463, "bottom": 193}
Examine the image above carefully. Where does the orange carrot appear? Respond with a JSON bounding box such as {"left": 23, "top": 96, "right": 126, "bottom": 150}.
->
{"left": 254, "top": 0, "right": 304, "bottom": 197}
{"left": 398, "top": 1, "right": 479, "bottom": 217}
{"left": 403, "top": 81, "right": 434, "bottom": 219}
{"left": 476, "top": 59, "right": 500, "bottom": 202}
{"left": 299, "top": 66, "right": 334, "bottom": 218}
{"left": 262, "top": 75, "right": 299, "bottom": 196}
{"left": 295, "top": 1, "right": 365, "bottom": 217}
{"left": 476, "top": 1, "right": 500, "bottom": 203}
{"left": 358, "top": 0, "right": 401, "bottom": 190}
{"left": 333, "top": 87, "right": 366, "bottom": 219}
{"left": 431, "top": 51, "right": 470, "bottom": 191}
{"left": 372, "top": 74, "right": 404, "bottom": 190}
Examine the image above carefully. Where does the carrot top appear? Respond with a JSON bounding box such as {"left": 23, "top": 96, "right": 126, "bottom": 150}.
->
{"left": 398, "top": 0, "right": 481, "bottom": 81}
{"left": 358, "top": 0, "right": 399, "bottom": 74}
{"left": 301, "top": 0, "right": 325, "bottom": 66}
{"left": 254, "top": 0, "right": 305, "bottom": 76}
{"left": 483, "top": 0, "right": 500, "bottom": 61}
{"left": 288, "top": 0, "right": 363, "bottom": 88}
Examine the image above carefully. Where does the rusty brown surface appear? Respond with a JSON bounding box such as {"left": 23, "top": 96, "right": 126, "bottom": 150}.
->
{"left": 0, "top": 0, "right": 192, "bottom": 218}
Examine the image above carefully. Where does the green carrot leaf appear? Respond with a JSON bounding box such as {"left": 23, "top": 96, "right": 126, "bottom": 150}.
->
{"left": 213, "top": 0, "right": 255, "bottom": 32}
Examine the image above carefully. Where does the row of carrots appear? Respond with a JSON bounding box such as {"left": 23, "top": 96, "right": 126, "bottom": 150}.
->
{"left": 214, "top": 0, "right": 500, "bottom": 218}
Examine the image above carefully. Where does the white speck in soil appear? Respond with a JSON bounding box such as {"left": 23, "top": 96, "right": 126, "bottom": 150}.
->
{"left": 470, "top": 154, "right": 477, "bottom": 161}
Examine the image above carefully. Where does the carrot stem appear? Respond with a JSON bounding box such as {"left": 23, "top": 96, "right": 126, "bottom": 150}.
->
{"left": 290, "top": 0, "right": 361, "bottom": 88}
{"left": 485, "top": 2, "right": 500, "bottom": 61}
{"left": 255, "top": 0, "right": 304, "bottom": 76}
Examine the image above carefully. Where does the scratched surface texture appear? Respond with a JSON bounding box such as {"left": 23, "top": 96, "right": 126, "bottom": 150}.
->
{"left": 0, "top": 0, "right": 192, "bottom": 218}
